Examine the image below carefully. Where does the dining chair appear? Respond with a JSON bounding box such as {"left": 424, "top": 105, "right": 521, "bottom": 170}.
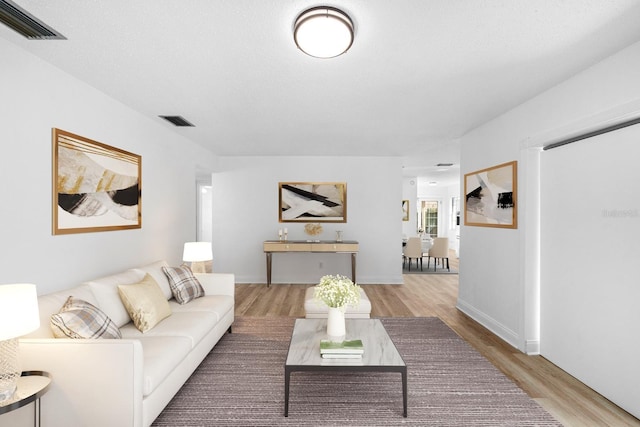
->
{"left": 403, "top": 237, "right": 423, "bottom": 271}
{"left": 426, "top": 237, "right": 450, "bottom": 271}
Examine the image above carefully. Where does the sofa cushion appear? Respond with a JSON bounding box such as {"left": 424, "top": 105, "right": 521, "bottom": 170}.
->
{"left": 161, "top": 266, "right": 205, "bottom": 304}
{"left": 50, "top": 296, "right": 122, "bottom": 339}
{"left": 169, "top": 295, "right": 234, "bottom": 322}
{"left": 120, "top": 311, "right": 218, "bottom": 349}
{"left": 128, "top": 260, "right": 173, "bottom": 300}
{"left": 118, "top": 273, "right": 172, "bottom": 333}
{"left": 86, "top": 269, "right": 145, "bottom": 327}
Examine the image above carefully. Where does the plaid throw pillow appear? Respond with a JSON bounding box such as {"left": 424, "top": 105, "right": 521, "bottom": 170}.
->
{"left": 161, "top": 266, "right": 205, "bottom": 304}
{"left": 50, "top": 296, "right": 122, "bottom": 339}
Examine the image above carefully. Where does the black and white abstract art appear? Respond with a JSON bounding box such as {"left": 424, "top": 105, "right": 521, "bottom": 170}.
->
{"left": 464, "top": 161, "right": 517, "bottom": 229}
{"left": 279, "top": 182, "right": 346, "bottom": 223}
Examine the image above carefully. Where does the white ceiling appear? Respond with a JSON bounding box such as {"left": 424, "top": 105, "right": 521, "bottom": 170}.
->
{"left": 3, "top": 0, "right": 640, "bottom": 187}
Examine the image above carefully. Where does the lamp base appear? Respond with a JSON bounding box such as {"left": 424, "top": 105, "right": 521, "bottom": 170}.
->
{"left": 190, "top": 261, "right": 209, "bottom": 274}
{"left": 0, "top": 338, "right": 20, "bottom": 401}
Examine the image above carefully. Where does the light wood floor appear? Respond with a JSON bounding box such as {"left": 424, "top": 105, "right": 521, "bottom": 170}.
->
{"left": 234, "top": 255, "right": 640, "bottom": 427}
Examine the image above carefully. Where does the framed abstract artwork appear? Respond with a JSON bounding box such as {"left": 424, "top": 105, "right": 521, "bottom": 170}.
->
{"left": 464, "top": 161, "right": 517, "bottom": 229}
{"left": 402, "top": 200, "right": 409, "bottom": 221}
{"left": 279, "top": 182, "right": 346, "bottom": 223}
{"left": 52, "top": 128, "right": 142, "bottom": 235}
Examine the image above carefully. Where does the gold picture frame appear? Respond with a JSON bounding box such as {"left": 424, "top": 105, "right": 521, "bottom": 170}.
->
{"left": 464, "top": 160, "right": 517, "bottom": 229}
{"left": 402, "top": 200, "right": 409, "bottom": 221}
{"left": 279, "top": 182, "right": 346, "bottom": 223}
{"left": 52, "top": 128, "right": 142, "bottom": 235}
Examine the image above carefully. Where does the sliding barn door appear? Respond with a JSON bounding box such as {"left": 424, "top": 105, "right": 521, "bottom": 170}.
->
{"left": 540, "top": 123, "right": 640, "bottom": 418}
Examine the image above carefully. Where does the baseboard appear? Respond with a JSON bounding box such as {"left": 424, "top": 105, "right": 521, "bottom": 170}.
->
{"left": 456, "top": 299, "right": 522, "bottom": 351}
{"left": 525, "top": 339, "right": 540, "bottom": 355}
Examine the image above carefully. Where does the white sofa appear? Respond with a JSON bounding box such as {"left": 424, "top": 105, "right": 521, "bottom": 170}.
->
{"left": 11, "top": 260, "right": 234, "bottom": 427}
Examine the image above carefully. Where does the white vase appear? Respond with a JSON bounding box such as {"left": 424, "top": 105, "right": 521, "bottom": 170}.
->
{"left": 326, "top": 306, "right": 346, "bottom": 342}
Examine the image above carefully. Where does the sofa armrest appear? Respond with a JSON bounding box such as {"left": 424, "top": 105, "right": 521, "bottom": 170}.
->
{"left": 195, "top": 273, "right": 235, "bottom": 298}
{"left": 17, "top": 338, "right": 144, "bottom": 427}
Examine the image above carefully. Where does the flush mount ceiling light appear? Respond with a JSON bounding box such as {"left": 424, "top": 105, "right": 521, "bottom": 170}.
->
{"left": 294, "top": 6, "right": 354, "bottom": 58}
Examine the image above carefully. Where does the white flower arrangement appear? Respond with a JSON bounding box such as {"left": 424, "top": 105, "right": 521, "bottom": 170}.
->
{"left": 314, "top": 274, "right": 360, "bottom": 309}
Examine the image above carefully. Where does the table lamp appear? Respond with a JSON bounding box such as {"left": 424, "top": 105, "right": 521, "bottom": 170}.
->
{"left": 0, "top": 284, "right": 40, "bottom": 401}
{"left": 182, "top": 242, "right": 213, "bottom": 273}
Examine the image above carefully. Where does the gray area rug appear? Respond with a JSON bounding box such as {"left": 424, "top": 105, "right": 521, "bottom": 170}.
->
{"left": 402, "top": 265, "right": 458, "bottom": 274}
{"left": 153, "top": 317, "right": 560, "bottom": 426}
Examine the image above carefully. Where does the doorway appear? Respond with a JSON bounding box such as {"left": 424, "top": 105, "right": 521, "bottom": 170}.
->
{"left": 196, "top": 177, "right": 212, "bottom": 243}
{"left": 419, "top": 200, "right": 439, "bottom": 238}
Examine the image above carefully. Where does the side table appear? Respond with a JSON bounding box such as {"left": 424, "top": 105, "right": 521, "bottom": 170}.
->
{"left": 0, "top": 371, "right": 51, "bottom": 427}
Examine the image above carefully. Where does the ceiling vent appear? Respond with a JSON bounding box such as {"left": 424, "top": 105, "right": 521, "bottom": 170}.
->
{"left": 159, "top": 115, "right": 195, "bottom": 127}
{"left": 0, "top": 0, "right": 65, "bottom": 39}
{"left": 436, "top": 163, "right": 453, "bottom": 167}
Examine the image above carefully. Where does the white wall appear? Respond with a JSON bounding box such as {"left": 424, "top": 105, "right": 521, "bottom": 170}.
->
{"left": 211, "top": 156, "right": 404, "bottom": 284}
{"left": 0, "top": 37, "right": 216, "bottom": 295}
{"left": 459, "top": 39, "right": 640, "bottom": 417}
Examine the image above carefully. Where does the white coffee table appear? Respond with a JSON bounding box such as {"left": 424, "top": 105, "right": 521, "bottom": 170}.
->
{"left": 284, "top": 318, "right": 407, "bottom": 417}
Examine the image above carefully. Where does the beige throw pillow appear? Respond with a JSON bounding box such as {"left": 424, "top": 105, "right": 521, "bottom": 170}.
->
{"left": 118, "top": 273, "right": 172, "bottom": 333}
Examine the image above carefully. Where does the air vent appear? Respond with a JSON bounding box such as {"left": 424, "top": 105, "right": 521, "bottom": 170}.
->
{"left": 0, "top": 0, "right": 65, "bottom": 39}
{"left": 436, "top": 163, "right": 453, "bottom": 167}
{"left": 159, "top": 115, "right": 195, "bottom": 127}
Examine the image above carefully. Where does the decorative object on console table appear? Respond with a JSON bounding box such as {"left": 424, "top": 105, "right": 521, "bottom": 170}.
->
{"left": 279, "top": 182, "right": 347, "bottom": 223}
{"left": 0, "top": 284, "right": 40, "bottom": 402}
{"left": 182, "top": 241, "right": 213, "bottom": 273}
{"left": 304, "top": 223, "right": 323, "bottom": 242}
{"left": 464, "top": 160, "right": 517, "bottom": 229}
{"left": 52, "top": 128, "right": 142, "bottom": 235}
{"left": 314, "top": 275, "right": 360, "bottom": 342}
{"left": 277, "top": 228, "right": 288, "bottom": 241}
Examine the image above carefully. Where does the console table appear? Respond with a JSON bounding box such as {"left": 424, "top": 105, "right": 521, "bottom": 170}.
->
{"left": 263, "top": 240, "right": 359, "bottom": 286}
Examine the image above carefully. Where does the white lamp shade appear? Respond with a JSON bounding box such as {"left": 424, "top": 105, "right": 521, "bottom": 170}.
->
{"left": 0, "top": 284, "right": 40, "bottom": 341}
{"left": 182, "top": 242, "right": 213, "bottom": 262}
{"left": 294, "top": 7, "right": 354, "bottom": 58}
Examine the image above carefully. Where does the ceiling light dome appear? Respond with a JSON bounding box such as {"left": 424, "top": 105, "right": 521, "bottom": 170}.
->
{"left": 294, "top": 7, "right": 354, "bottom": 58}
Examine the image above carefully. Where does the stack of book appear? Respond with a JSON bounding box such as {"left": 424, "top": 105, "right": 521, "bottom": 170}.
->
{"left": 320, "top": 339, "right": 364, "bottom": 359}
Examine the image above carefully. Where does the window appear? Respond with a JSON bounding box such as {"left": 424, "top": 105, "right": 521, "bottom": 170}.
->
{"left": 451, "top": 196, "right": 460, "bottom": 227}
{"left": 420, "top": 200, "right": 438, "bottom": 238}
